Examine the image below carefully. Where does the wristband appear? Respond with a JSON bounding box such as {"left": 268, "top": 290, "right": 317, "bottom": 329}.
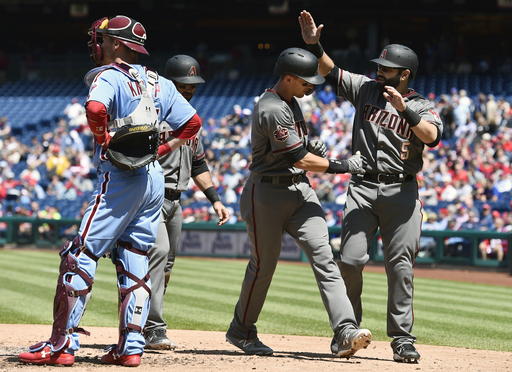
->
{"left": 158, "top": 142, "right": 172, "bottom": 158}
{"left": 399, "top": 106, "right": 421, "bottom": 127}
{"left": 326, "top": 159, "right": 349, "bottom": 174}
{"left": 203, "top": 186, "right": 220, "bottom": 204}
{"left": 307, "top": 42, "right": 324, "bottom": 59}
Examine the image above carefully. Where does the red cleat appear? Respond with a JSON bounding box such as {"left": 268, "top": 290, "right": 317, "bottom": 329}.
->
{"left": 18, "top": 345, "right": 74, "bottom": 366}
{"left": 101, "top": 348, "right": 141, "bottom": 367}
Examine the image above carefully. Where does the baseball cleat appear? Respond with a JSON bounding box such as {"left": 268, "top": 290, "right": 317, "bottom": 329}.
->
{"left": 393, "top": 343, "right": 420, "bottom": 363}
{"left": 331, "top": 328, "right": 371, "bottom": 359}
{"left": 225, "top": 332, "right": 273, "bottom": 356}
{"left": 101, "top": 348, "right": 141, "bottom": 367}
{"left": 18, "top": 345, "right": 75, "bottom": 366}
{"left": 144, "top": 328, "right": 177, "bottom": 350}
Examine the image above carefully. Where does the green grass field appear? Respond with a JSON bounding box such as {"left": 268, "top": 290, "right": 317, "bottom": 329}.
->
{"left": 1, "top": 249, "right": 511, "bottom": 352}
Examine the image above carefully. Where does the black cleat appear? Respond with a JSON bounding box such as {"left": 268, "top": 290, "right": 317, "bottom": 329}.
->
{"left": 393, "top": 343, "right": 420, "bottom": 363}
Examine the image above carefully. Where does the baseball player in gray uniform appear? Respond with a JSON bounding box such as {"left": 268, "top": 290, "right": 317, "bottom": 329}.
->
{"left": 299, "top": 10, "right": 443, "bottom": 364}
{"left": 225, "top": 47, "right": 372, "bottom": 358}
{"left": 144, "top": 55, "right": 230, "bottom": 349}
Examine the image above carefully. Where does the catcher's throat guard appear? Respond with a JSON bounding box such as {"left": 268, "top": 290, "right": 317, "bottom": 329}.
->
{"left": 102, "top": 63, "right": 160, "bottom": 171}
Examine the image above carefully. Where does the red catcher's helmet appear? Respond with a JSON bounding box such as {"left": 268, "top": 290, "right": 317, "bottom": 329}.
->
{"left": 88, "top": 15, "right": 148, "bottom": 66}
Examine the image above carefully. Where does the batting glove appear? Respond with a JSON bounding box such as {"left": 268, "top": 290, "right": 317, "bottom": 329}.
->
{"left": 346, "top": 151, "right": 367, "bottom": 174}
{"left": 308, "top": 139, "right": 327, "bottom": 158}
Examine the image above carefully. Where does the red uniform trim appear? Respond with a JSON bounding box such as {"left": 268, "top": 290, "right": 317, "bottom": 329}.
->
{"left": 81, "top": 171, "right": 110, "bottom": 242}
{"left": 273, "top": 141, "right": 303, "bottom": 154}
{"left": 242, "top": 183, "right": 260, "bottom": 329}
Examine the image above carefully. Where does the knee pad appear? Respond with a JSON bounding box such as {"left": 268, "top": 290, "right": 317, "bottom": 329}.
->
{"left": 44, "top": 236, "right": 97, "bottom": 351}
{"left": 113, "top": 241, "right": 151, "bottom": 355}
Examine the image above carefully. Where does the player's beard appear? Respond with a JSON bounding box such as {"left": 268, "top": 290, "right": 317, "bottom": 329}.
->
{"left": 375, "top": 72, "right": 401, "bottom": 92}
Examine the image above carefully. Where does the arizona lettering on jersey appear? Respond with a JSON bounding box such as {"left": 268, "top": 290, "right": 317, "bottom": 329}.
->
{"left": 294, "top": 119, "right": 307, "bottom": 138}
{"left": 159, "top": 129, "right": 199, "bottom": 154}
{"left": 362, "top": 104, "right": 414, "bottom": 140}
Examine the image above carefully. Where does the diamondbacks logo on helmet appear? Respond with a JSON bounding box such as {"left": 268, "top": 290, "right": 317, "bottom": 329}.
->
{"left": 188, "top": 66, "right": 198, "bottom": 77}
{"left": 380, "top": 49, "right": 387, "bottom": 59}
{"left": 273, "top": 126, "right": 290, "bottom": 142}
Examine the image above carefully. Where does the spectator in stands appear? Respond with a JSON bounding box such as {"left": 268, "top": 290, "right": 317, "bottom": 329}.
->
{"left": 418, "top": 176, "right": 438, "bottom": 206}
{"left": 62, "top": 200, "right": 89, "bottom": 241}
{"left": 37, "top": 205, "right": 61, "bottom": 239}
{"left": 453, "top": 94, "right": 471, "bottom": 129}
{"left": 182, "top": 207, "right": 195, "bottom": 224}
{"left": 0, "top": 177, "right": 6, "bottom": 202}
{"left": 16, "top": 205, "right": 33, "bottom": 239}
{"left": 420, "top": 211, "right": 440, "bottom": 257}
{"left": 20, "top": 163, "right": 41, "bottom": 184}
{"left": 478, "top": 203, "right": 494, "bottom": 230}
{"left": 324, "top": 209, "right": 337, "bottom": 227}
{"left": 459, "top": 209, "right": 480, "bottom": 230}
{"left": 26, "top": 145, "right": 46, "bottom": 170}
{"left": 45, "top": 144, "right": 69, "bottom": 181}
{"left": 444, "top": 218, "right": 470, "bottom": 257}
{"left": 453, "top": 204, "right": 470, "bottom": 230}
{"left": 316, "top": 184, "right": 337, "bottom": 203}
{"left": 479, "top": 216, "right": 507, "bottom": 261}
{"left": 486, "top": 94, "right": 499, "bottom": 133}
{"left": 3, "top": 171, "right": 21, "bottom": 200}
{"left": 2, "top": 136, "right": 24, "bottom": 164}
{"left": 46, "top": 174, "right": 66, "bottom": 199}
{"left": 61, "top": 129, "right": 85, "bottom": 154}
{"left": 462, "top": 196, "right": 480, "bottom": 219}
{"left": 317, "top": 84, "right": 337, "bottom": 108}
{"left": 436, "top": 208, "right": 450, "bottom": 230}
{"left": 495, "top": 171, "right": 512, "bottom": 195}
{"left": 64, "top": 98, "right": 87, "bottom": 130}
{"left": 0, "top": 116, "right": 11, "bottom": 138}
{"left": 26, "top": 179, "right": 45, "bottom": 200}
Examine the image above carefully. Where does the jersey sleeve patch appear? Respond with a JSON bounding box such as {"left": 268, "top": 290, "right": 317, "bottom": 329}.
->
{"left": 273, "top": 125, "right": 290, "bottom": 142}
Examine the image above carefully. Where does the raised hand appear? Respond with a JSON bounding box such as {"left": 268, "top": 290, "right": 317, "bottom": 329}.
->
{"left": 298, "top": 10, "right": 323, "bottom": 45}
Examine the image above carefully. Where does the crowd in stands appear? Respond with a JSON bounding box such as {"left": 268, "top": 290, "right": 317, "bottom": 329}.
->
{"left": 0, "top": 82, "right": 511, "bottom": 260}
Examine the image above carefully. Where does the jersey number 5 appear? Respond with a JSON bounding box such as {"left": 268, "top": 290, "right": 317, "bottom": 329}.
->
{"left": 400, "top": 141, "right": 410, "bottom": 160}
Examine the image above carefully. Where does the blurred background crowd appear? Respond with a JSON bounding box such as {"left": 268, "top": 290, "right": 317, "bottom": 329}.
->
{"left": 1, "top": 81, "right": 512, "bottom": 254}
{"left": 0, "top": 0, "right": 511, "bottom": 261}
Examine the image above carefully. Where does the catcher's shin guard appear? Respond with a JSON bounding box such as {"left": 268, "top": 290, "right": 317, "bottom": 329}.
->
{"left": 32, "top": 237, "right": 98, "bottom": 353}
{"left": 112, "top": 242, "right": 151, "bottom": 355}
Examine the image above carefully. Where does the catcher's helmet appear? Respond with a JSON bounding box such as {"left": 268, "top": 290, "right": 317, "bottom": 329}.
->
{"left": 370, "top": 44, "right": 418, "bottom": 79}
{"left": 88, "top": 15, "right": 148, "bottom": 66}
{"left": 164, "top": 55, "right": 205, "bottom": 84}
{"left": 274, "top": 47, "right": 325, "bottom": 85}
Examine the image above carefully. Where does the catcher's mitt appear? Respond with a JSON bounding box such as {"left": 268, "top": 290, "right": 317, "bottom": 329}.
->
{"left": 107, "top": 124, "right": 160, "bottom": 171}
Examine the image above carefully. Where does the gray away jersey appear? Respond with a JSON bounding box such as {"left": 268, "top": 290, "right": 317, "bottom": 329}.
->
{"left": 249, "top": 88, "right": 308, "bottom": 176}
{"left": 335, "top": 69, "right": 443, "bottom": 175}
{"left": 158, "top": 122, "right": 205, "bottom": 191}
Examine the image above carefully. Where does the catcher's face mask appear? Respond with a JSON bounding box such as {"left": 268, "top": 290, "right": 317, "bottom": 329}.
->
{"left": 88, "top": 17, "right": 109, "bottom": 67}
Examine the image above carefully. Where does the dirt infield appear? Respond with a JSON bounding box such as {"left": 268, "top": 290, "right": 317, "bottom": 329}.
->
{"left": 1, "top": 265, "right": 511, "bottom": 371}
{"left": 1, "top": 324, "right": 511, "bottom": 372}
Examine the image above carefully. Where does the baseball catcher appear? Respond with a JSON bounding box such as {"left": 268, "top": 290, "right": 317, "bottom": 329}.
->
{"left": 94, "top": 64, "right": 160, "bottom": 171}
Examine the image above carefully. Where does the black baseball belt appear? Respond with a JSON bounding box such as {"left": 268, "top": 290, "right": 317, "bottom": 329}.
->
{"left": 361, "top": 173, "right": 416, "bottom": 184}
{"left": 165, "top": 189, "right": 182, "bottom": 201}
{"left": 260, "top": 173, "right": 306, "bottom": 185}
